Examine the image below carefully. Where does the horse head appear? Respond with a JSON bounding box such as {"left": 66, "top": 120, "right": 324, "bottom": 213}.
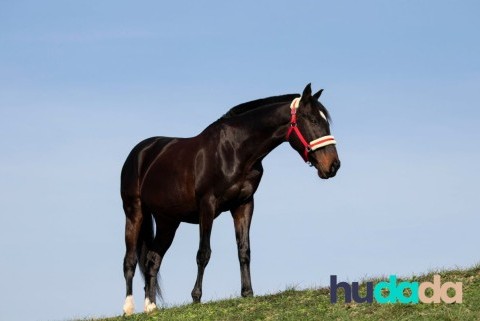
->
{"left": 287, "top": 84, "right": 341, "bottom": 179}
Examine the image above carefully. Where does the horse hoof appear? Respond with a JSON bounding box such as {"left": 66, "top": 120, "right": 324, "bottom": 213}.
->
{"left": 144, "top": 298, "right": 157, "bottom": 313}
{"left": 192, "top": 295, "right": 202, "bottom": 303}
{"left": 123, "top": 295, "right": 135, "bottom": 316}
{"left": 192, "top": 297, "right": 201, "bottom": 303}
{"left": 191, "top": 289, "right": 202, "bottom": 303}
{"left": 242, "top": 290, "right": 254, "bottom": 297}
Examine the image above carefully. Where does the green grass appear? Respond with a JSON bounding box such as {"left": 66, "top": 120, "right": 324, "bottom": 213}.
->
{"left": 85, "top": 264, "right": 480, "bottom": 321}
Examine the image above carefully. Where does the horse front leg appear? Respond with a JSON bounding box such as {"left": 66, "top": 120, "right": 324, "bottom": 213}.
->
{"left": 231, "top": 198, "right": 254, "bottom": 297}
{"left": 191, "top": 198, "right": 216, "bottom": 303}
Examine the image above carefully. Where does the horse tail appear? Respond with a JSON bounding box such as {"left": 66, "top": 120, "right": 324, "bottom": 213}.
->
{"left": 136, "top": 211, "right": 161, "bottom": 298}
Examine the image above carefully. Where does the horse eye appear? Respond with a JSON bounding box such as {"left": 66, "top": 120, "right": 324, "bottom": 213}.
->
{"left": 301, "top": 114, "right": 318, "bottom": 124}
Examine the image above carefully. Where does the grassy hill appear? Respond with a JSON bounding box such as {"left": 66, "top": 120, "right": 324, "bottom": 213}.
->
{"left": 87, "top": 264, "right": 479, "bottom": 321}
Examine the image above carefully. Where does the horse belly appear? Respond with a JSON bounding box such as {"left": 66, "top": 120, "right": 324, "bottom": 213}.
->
{"left": 140, "top": 162, "right": 197, "bottom": 221}
{"left": 142, "top": 181, "right": 196, "bottom": 214}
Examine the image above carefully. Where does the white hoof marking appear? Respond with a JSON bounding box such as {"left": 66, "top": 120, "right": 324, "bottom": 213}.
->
{"left": 144, "top": 297, "right": 157, "bottom": 313}
{"left": 123, "top": 295, "right": 135, "bottom": 316}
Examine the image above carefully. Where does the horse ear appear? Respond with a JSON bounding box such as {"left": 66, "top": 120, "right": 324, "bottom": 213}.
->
{"left": 301, "top": 83, "right": 312, "bottom": 100}
{"left": 313, "top": 89, "right": 324, "bottom": 100}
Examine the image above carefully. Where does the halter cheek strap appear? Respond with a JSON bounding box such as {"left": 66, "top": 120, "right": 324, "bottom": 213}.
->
{"left": 286, "top": 97, "right": 337, "bottom": 162}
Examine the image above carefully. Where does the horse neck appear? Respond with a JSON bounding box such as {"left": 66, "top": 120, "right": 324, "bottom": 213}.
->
{"left": 220, "top": 102, "right": 291, "bottom": 162}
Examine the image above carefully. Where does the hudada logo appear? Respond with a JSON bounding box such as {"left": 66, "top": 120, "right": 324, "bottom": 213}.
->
{"left": 330, "top": 275, "right": 462, "bottom": 304}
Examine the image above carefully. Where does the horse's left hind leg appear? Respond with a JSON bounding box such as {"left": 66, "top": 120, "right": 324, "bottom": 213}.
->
{"left": 122, "top": 199, "right": 143, "bottom": 316}
{"left": 144, "top": 218, "right": 180, "bottom": 312}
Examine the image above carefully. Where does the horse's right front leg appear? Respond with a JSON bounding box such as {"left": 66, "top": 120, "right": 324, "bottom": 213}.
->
{"left": 231, "top": 198, "right": 254, "bottom": 297}
{"left": 191, "top": 197, "right": 216, "bottom": 303}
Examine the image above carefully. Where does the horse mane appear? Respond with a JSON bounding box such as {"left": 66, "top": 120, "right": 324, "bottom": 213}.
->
{"left": 221, "top": 94, "right": 299, "bottom": 119}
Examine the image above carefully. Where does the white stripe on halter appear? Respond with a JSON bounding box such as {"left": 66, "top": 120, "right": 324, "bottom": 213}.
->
{"left": 290, "top": 97, "right": 301, "bottom": 110}
{"left": 309, "top": 135, "right": 337, "bottom": 151}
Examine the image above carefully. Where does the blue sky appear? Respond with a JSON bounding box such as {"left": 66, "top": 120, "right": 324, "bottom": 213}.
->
{"left": 0, "top": 1, "right": 479, "bottom": 320}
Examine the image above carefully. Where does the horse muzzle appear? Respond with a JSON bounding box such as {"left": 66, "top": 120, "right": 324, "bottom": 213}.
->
{"left": 317, "top": 158, "right": 341, "bottom": 179}
{"left": 310, "top": 146, "right": 341, "bottom": 179}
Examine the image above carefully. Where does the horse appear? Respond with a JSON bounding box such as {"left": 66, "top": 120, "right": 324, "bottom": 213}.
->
{"left": 120, "top": 84, "right": 340, "bottom": 315}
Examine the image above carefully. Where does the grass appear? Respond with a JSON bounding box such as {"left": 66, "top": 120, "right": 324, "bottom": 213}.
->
{"left": 83, "top": 264, "right": 480, "bottom": 321}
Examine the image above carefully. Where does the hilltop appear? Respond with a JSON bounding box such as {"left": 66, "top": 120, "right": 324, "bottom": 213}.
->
{"left": 83, "top": 264, "right": 480, "bottom": 321}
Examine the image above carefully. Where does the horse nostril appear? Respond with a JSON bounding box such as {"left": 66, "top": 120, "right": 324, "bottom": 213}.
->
{"left": 330, "top": 160, "right": 341, "bottom": 175}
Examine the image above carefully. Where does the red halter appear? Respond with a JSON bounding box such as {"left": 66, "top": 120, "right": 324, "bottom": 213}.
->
{"left": 286, "top": 97, "right": 336, "bottom": 163}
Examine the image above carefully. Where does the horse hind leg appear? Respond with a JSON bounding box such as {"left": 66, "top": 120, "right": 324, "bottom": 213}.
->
{"left": 122, "top": 198, "right": 143, "bottom": 316}
{"left": 143, "top": 218, "right": 180, "bottom": 313}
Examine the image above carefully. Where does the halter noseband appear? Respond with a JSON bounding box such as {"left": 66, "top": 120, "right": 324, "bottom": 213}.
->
{"left": 286, "top": 97, "right": 336, "bottom": 163}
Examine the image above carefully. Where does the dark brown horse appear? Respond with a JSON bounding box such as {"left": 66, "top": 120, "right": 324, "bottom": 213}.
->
{"left": 120, "top": 84, "right": 340, "bottom": 315}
